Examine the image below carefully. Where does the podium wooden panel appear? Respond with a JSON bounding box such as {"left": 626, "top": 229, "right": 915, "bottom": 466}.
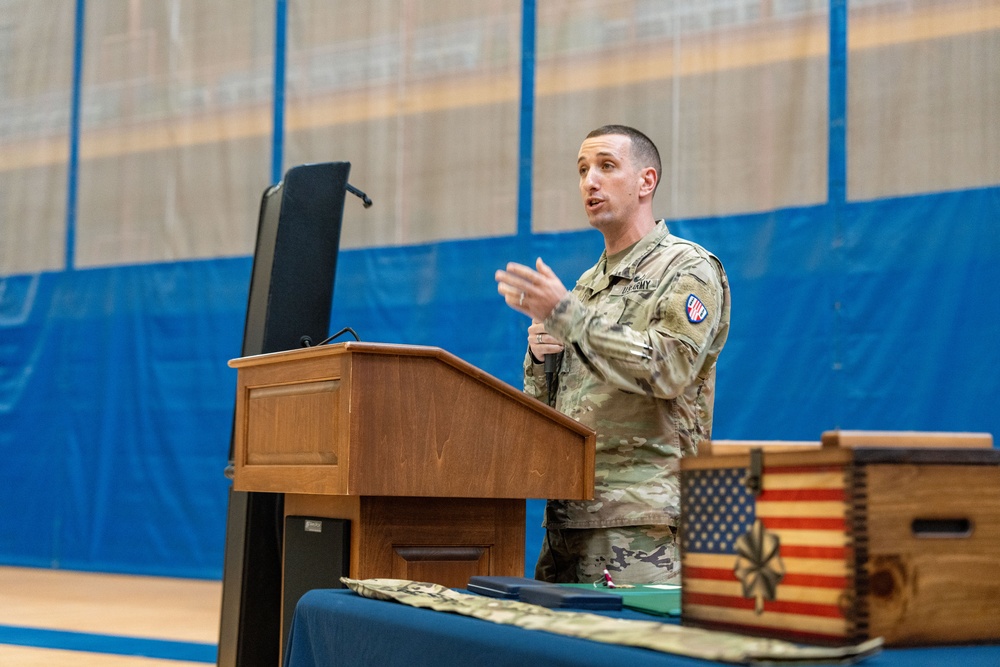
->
{"left": 229, "top": 341, "right": 595, "bottom": 591}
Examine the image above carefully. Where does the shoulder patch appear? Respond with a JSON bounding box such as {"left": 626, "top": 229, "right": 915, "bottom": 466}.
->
{"left": 686, "top": 294, "right": 708, "bottom": 323}
{"left": 662, "top": 274, "right": 720, "bottom": 351}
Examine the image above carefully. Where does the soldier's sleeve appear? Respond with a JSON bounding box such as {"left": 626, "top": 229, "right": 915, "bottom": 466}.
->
{"left": 522, "top": 348, "right": 547, "bottom": 400}
{"left": 544, "top": 255, "right": 729, "bottom": 399}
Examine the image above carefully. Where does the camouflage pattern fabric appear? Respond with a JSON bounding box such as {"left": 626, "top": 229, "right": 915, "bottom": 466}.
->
{"left": 341, "top": 578, "right": 882, "bottom": 665}
{"left": 525, "top": 221, "right": 731, "bottom": 531}
{"left": 535, "top": 525, "right": 680, "bottom": 585}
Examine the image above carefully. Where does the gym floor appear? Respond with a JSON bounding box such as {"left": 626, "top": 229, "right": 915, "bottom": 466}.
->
{"left": 0, "top": 566, "right": 221, "bottom": 666}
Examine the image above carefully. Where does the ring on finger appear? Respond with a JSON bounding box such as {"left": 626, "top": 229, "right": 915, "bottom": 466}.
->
{"left": 536, "top": 334, "right": 542, "bottom": 344}
{"left": 519, "top": 291, "right": 525, "bottom": 306}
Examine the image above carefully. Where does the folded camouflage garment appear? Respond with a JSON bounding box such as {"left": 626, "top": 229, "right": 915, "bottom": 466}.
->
{"left": 342, "top": 578, "right": 882, "bottom": 666}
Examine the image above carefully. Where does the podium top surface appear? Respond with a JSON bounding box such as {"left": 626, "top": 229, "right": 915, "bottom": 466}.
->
{"left": 230, "top": 341, "right": 461, "bottom": 368}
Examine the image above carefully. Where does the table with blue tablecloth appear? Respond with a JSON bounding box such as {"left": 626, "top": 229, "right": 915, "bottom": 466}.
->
{"left": 283, "top": 588, "right": 1000, "bottom": 667}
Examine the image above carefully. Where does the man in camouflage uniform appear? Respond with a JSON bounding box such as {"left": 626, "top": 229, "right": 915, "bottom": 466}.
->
{"left": 495, "top": 125, "right": 730, "bottom": 585}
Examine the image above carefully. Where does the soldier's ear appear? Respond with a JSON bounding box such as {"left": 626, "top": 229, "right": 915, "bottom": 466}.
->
{"left": 639, "top": 167, "right": 657, "bottom": 198}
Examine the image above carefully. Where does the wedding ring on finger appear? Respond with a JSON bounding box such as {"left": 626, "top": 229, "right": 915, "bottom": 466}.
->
{"left": 536, "top": 334, "right": 542, "bottom": 344}
{"left": 519, "top": 291, "right": 525, "bottom": 306}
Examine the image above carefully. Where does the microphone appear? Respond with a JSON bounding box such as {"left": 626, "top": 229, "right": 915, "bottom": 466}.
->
{"left": 544, "top": 353, "right": 558, "bottom": 405}
{"left": 346, "top": 183, "right": 373, "bottom": 208}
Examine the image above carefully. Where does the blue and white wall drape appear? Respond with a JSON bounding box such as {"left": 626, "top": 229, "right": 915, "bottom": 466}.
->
{"left": 0, "top": 0, "right": 997, "bottom": 577}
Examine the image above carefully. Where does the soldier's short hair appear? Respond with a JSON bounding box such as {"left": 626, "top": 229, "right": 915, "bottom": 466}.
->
{"left": 586, "top": 125, "right": 661, "bottom": 194}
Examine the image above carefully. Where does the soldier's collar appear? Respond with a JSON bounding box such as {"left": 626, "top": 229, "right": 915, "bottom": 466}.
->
{"left": 607, "top": 220, "right": 670, "bottom": 280}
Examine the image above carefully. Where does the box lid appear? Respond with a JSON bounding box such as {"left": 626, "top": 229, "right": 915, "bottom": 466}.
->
{"left": 682, "top": 446, "right": 1000, "bottom": 471}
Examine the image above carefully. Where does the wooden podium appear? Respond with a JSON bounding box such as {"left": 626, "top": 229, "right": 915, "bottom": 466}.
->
{"left": 229, "top": 342, "right": 595, "bottom": 620}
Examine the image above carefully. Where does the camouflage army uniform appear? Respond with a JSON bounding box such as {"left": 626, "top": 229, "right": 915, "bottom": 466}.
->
{"left": 525, "top": 221, "right": 730, "bottom": 584}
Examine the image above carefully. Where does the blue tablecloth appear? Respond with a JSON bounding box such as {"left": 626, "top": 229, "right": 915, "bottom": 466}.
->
{"left": 283, "top": 588, "right": 1000, "bottom": 667}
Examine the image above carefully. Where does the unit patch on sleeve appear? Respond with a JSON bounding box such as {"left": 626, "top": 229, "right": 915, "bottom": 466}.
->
{"left": 686, "top": 294, "right": 708, "bottom": 323}
{"left": 662, "top": 274, "right": 719, "bottom": 350}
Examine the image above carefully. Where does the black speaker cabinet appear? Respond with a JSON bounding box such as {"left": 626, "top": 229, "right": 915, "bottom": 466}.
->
{"left": 218, "top": 163, "right": 351, "bottom": 667}
{"left": 281, "top": 516, "right": 350, "bottom": 651}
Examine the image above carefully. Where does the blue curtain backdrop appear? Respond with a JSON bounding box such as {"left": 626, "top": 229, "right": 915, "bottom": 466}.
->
{"left": 2, "top": 187, "right": 997, "bottom": 578}
{"left": 0, "top": 0, "right": 998, "bottom": 578}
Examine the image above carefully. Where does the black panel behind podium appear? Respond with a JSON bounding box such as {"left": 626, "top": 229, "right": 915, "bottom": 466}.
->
{"left": 218, "top": 162, "right": 352, "bottom": 667}
{"left": 281, "top": 517, "right": 350, "bottom": 651}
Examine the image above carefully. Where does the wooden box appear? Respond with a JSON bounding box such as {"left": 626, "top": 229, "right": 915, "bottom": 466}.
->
{"left": 679, "top": 447, "right": 1000, "bottom": 646}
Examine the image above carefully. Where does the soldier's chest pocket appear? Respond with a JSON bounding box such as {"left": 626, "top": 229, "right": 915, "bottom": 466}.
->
{"left": 617, "top": 290, "right": 655, "bottom": 327}
{"left": 587, "top": 288, "right": 654, "bottom": 326}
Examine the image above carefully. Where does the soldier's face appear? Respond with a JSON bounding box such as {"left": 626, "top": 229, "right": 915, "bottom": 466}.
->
{"left": 577, "top": 134, "right": 643, "bottom": 231}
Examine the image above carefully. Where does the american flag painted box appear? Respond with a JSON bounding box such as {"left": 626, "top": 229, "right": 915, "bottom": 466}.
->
{"left": 679, "top": 447, "right": 1000, "bottom": 646}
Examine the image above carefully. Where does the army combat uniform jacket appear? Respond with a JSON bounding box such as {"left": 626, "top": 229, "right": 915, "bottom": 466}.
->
{"left": 524, "top": 221, "right": 730, "bottom": 530}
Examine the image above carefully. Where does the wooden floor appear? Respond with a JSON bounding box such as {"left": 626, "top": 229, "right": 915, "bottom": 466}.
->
{"left": 0, "top": 566, "right": 222, "bottom": 667}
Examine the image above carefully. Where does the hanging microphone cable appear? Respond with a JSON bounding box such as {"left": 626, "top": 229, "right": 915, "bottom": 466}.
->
{"left": 299, "top": 327, "right": 362, "bottom": 348}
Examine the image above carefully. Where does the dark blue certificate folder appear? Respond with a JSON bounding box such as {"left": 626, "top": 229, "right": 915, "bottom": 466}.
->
{"left": 518, "top": 585, "right": 623, "bottom": 611}
{"left": 466, "top": 576, "right": 552, "bottom": 599}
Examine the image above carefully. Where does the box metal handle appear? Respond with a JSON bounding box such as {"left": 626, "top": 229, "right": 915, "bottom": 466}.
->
{"left": 741, "top": 448, "right": 764, "bottom": 497}
{"left": 911, "top": 518, "right": 973, "bottom": 538}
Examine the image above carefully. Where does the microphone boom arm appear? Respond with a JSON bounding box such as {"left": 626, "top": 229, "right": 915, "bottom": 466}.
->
{"left": 346, "top": 183, "right": 373, "bottom": 208}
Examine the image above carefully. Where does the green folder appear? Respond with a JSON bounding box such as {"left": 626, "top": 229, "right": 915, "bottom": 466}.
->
{"left": 562, "top": 584, "right": 681, "bottom": 617}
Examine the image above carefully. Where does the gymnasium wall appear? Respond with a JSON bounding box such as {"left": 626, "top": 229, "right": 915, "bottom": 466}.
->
{"left": 0, "top": 0, "right": 997, "bottom": 578}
